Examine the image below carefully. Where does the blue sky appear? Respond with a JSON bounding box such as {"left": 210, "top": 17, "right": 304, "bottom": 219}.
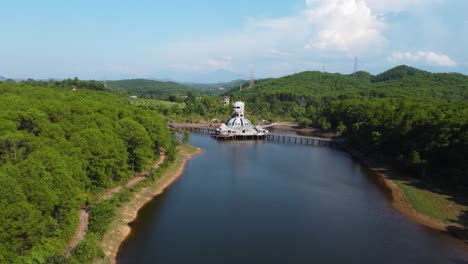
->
{"left": 1, "top": 0, "right": 467, "bottom": 81}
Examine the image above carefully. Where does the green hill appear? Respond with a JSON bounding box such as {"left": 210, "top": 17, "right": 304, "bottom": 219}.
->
{"left": 371, "top": 65, "right": 431, "bottom": 82}
{"left": 106, "top": 79, "right": 195, "bottom": 98}
{"left": 228, "top": 65, "right": 468, "bottom": 106}
{"left": 226, "top": 66, "right": 468, "bottom": 188}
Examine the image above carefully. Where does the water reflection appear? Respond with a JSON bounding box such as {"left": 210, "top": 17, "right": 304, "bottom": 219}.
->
{"left": 118, "top": 134, "right": 467, "bottom": 264}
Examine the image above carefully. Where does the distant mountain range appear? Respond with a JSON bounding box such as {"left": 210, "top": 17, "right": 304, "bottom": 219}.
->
{"left": 0, "top": 75, "right": 6, "bottom": 81}
{"left": 153, "top": 69, "right": 247, "bottom": 84}
{"left": 183, "top": 79, "right": 246, "bottom": 90}
{"left": 105, "top": 78, "right": 247, "bottom": 97}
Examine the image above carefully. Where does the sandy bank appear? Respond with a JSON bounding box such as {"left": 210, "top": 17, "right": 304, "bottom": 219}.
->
{"left": 345, "top": 147, "right": 467, "bottom": 247}
{"left": 97, "top": 145, "right": 203, "bottom": 264}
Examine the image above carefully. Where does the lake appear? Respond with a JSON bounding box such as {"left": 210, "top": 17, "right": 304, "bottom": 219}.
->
{"left": 117, "top": 134, "right": 467, "bottom": 263}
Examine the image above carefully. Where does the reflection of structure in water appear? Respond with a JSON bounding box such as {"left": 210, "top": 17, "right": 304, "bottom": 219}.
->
{"left": 214, "top": 101, "right": 268, "bottom": 138}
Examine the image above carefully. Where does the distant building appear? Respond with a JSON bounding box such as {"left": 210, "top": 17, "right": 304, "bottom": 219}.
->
{"left": 221, "top": 96, "right": 230, "bottom": 105}
{"left": 218, "top": 87, "right": 226, "bottom": 91}
{"left": 72, "top": 85, "right": 77, "bottom": 92}
{"left": 214, "top": 101, "right": 268, "bottom": 137}
{"left": 130, "top": 96, "right": 138, "bottom": 99}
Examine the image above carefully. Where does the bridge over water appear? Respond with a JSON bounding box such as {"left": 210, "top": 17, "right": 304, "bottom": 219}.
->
{"left": 169, "top": 123, "right": 337, "bottom": 146}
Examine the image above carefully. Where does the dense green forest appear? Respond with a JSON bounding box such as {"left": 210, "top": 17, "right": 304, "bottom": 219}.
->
{"left": 225, "top": 65, "right": 468, "bottom": 188}
{"left": 129, "top": 93, "right": 233, "bottom": 123}
{"left": 13, "top": 78, "right": 107, "bottom": 91}
{"left": 106, "top": 79, "right": 196, "bottom": 99}
{"left": 106, "top": 78, "right": 243, "bottom": 99}
{"left": 0, "top": 82, "right": 175, "bottom": 263}
{"left": 227, "top": 66, "right": 467, "bottom": 119}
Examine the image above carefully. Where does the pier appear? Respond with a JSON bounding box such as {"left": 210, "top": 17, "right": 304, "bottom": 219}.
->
{"left": 169, "top": 123, "right": 217, "bottom": 134}
{"left": 169, "top": 123, "right": 335, "bottom": 146}
{"left": 266, "top": 133, "right": 333, "bottom": 146}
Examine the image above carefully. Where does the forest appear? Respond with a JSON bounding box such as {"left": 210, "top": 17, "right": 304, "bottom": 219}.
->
{"left": 106, "top": 79, "right": 196, "bottom": 99}
{"left": 11, "top": 78, "right": 107, "bottom": 91}
{"left": 0, "top": 82, "right": 175, "bottom": 263}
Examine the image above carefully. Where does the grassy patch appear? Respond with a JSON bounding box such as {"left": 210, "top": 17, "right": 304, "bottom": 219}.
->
{"left": 395, "top": 180, "right": 467, "bottom": 224}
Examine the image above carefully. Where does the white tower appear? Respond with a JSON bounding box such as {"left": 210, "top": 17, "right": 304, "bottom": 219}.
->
{"left": 232, "top": 101, "right": 245, "bottom": 117}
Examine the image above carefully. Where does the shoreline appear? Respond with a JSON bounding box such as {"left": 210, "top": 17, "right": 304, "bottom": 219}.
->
{"left": 270, "top": 122, "right": 336, "bottom": 138}
{"left": 215, "top": 120, "right": 466, "bottom": 241}
{"left": 64, "top": 153, "right": 167, "bottom": 256}
{"left": 344, "top": 146, "right": 468, "bottom": 247}
{"left": 273, "top": 124, "right": 467, "bottom": 245}
{"left": 371, "top": 169, "right": 449, "bottom": 231}
{"left": 94, "top": 133, "right": 466, "bottom": 263}
{"left": 96, "top": 144, "right": 203, "bottom": 264}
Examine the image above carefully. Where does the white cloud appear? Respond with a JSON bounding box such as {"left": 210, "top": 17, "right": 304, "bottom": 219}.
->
{"left": 304, "top": 0, "right": 385, "bottom": 54}
{"left": 153, "top": 0, "right": 387, "bottom": 75}
{"left": 388, "top": 51, "right": 457, "bottom": 67}
{"left": 364, "top": 0, "right": 444, "bottom": 13}
{"left": 264, "top": 49, "right": 291, "bottom": 58}
{"left": 207, "top": 56, "right": 233, "bottom": 70}
{"left": 149, "top": 0, "right": 452, "bottom": 77}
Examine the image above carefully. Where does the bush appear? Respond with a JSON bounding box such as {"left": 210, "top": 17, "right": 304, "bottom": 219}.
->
{"left": 70, "top": 234, "right": 104, "bottom": 263}
{"left": 87, "top": 201, "right": 115, "bottom": 237}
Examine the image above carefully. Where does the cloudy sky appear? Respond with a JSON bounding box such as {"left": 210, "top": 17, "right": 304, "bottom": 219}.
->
{"left": 1, "top": 0, "right": 467, "bottom": 81}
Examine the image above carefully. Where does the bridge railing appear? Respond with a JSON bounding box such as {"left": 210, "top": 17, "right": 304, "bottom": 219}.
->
{"left": 266, "top": 133, "right": 333, "bottom": 146}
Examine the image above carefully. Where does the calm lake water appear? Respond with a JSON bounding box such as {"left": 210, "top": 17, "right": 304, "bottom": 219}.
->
{"left": 117, "top": 134, "right": 467, "bottom": 264}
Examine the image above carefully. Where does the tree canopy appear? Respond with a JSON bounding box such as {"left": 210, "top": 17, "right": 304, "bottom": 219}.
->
{"left": 0, "top": 82, "right": 175, "bottom": 263}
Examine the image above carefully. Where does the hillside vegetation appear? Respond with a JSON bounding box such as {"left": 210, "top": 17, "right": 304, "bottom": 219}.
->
{"left": 184, "top": 79, "right": 246, "bottom": 94}
{"left": 227, "top": 65, "right": 468, "bottom": 188}
{"left": 106, "top": 79, "right": 195, "bottom": 98}
{"left": 0, "top": 82, "right": 175, "bottom": 263}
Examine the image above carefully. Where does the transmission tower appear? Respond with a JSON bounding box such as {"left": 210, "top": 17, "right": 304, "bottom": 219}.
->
{"left": 249, "top": 69, "right": 255, "bottom": 88}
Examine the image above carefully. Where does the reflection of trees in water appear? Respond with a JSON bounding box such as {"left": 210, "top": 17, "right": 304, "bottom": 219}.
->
{"left": 218, "top": 140, "right": 265, "bottom": 182}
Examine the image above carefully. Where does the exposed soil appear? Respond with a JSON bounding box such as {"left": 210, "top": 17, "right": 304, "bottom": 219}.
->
{"left": 63, "top": 209, "right": 89, "bottom": 256}
{"left": 64, "top": 153, "right": 166, "bottom": 256}
{"left": 99, "top": 153, "right": 166, "bottom": 200}
{"left": 345, "top": 146, "right": 468, "bottom": 248}
{"left": 98, "top": 146, "right": 203, "bottom": 264}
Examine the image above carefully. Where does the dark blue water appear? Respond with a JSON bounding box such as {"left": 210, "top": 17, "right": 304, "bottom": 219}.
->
{"left": 117, "top": 134, "right": 468, "bottom": 264}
